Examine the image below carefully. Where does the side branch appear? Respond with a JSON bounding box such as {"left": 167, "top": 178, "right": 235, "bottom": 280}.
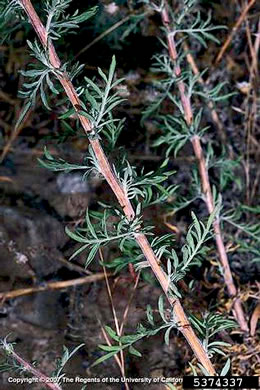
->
{"left": 2, "top": 347, "right": 61, "bottom": 390}
{"left": 161, "top": 0, "right": 248, "bottom": 333}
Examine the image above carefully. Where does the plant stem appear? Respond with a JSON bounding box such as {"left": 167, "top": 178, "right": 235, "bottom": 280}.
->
{"left": 182, "top": 40, "right": 227, "bottom": 145}
{"left": 4, "top": 348, "right": 61, "bottom": 390}
{"left": 0, "top": 272, "right": 110, "bottom": 300}
{"left": 214, "top": 0, "right": 256, "bottom": 65}
{"left": 19, "top": 0, "right": 216, "bottom": 374}
{"left": 161, "top": 0, "right": 248, "bottom": 333}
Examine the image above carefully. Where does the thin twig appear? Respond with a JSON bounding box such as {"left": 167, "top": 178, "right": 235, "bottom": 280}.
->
{"left": 18, "top": 0, "right": 216, "bottom": 374}
{"left": 99, "top": 323, "right": 125, "bottom": 374}
{"left": 215, "top": 0, "right": 256, "bottom": 64}
{"left": 161, "top": 0, "right": 249, "bottom": 333}
{"left": 0, "top": 101, "right": 32, "bottom": 162}
{"left": 2, "top": 348, "right": 61, "bottom": 390}
{"left": 119, "top": 272, "right": 140, "bottom": 336}
{"left": 243, "top": 17, "right": 260, "bottom": 204}
{"left": 0, "top": 273, "right": 110, "bottom": 301}
{"left": 100, "top": 250, "right": 129, "bottom": 389}
{"left": 75, "top": 15, "right": 130, "bottom": 59}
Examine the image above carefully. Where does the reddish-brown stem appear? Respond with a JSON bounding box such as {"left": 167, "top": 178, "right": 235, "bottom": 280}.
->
{"left": 19, "top": 0, "right": 216, "bottom": 375}
{"left": 161, "top": 0, "right": 249, "bottom": 333}
{"left": 182, "top": 40, "right": 227, "bottom": 145}
{"left": 4, "top": 348, "right": 61, "bottom": 390}
{"left": 215, "top": 0, "right": 256, "bottom": 65}
{"left": 191, "top": 137, "right": 248, "bottom": 331}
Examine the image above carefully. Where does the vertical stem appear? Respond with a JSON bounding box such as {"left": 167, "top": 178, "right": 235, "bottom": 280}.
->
{"left": 161, "top": 0, "right": 248, "bottom": 332}
{"left": 18, "top": 0, "right": 216, "bottom": 374}
{"left": 191, "top": 136, "right": 236, "bottom": 297}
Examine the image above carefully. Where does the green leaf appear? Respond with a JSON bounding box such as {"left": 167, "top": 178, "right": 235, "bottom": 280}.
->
{"left": 91, "top": 350, "right": 119, "bottom": 367}
{"left": 158, "top": 295, "right": 166, "bottom": 323}
{"left": 98, "top": 345, "right": 121, "bottom": 352}
{"left": 84, "top": 76, "right": 103, "bottom": 97}
{"left": 108, "top": 55, "right": 116, "bottom": 83}
{"left": 16, "top": 101, "right": 31, "bottom": 129}
{"left": 69, "top": 244, "right": 89, "bottom": 261}
{"left": 65, "top": 227, "right": 87, "bottom": 243}
{"left": 128, "top": 345, "right": 142, "bottom": 357}
{"left": 164, "top": 326, "right": 173, "bottom": 345}
{"left": 220, "top": 358, "right": 231, "bottom": 376}
{"left": 104, "top": 326, "right": 120, "bottom": 342}
{"left": 97, "top": 67, "right": 108, "bottom": 83}
{"left": 85, "top": 244, "right": 99, "bottom": 266}
{"left": 146, "top": 305, "right": 155, "bottom": 326}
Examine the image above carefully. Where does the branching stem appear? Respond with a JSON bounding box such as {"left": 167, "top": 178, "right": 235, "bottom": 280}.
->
{"left": 161, "top": 0, "right": 248, "bottom": 333}
{"left": 19, "top": 0, "right": 216, "bottom": 374}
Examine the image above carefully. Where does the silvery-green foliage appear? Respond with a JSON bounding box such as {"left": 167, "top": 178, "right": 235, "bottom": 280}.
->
{"left": 141, "top": 53, "right": 180, "bottom": 122}
{"left": 222, "top": 206, "right": 260, "bottom": 243}
{"left": 115, "top": 158, "right": 177, "bottom": 206}
{"left": 166, "top": 208, "right": 219, "bottom": 296}
{"left": 17, "top": 38, "right": 85, "bottom": 119}
{"left": 92, "top": 324, "right": 159, "bottom": 366}
{"left": 103, "top": 240, "right": 143, "bottom": 273}
{"left": 38, "top": 145, "right": 102, "bottom": 180}
{"left": 141, "top": 1, "right": 230, "bottom": 156}
{"left": 80, "top": 56, "right": 126, "bottom": 136}
{"left": 153, "top": 109, "right": 208, "bottom": 156}
{"left": 151, "top": 59, "right": 232, "bottom": 104}
{"left": 102, "top": 116, "right": 125, "bottom": 149}
{"left": 0, "top": 0, "right": 24, "bottom": 42}
{"left": 19, "top": 39, "right": 61, "bottom": 111}
{"left": 205, "top": 144, "right": 242, "bottom": 191}
{"left": 92, "top": 296, "right": 180, "bottom": 367}
{"left": 120, "top": 12, "right": 148, "bottom": 41}
{"left": 52, "top": 344, "right": 84, "bottom": 385}
{"left": 93, "top": 294, "right": 233, "bottom": 368}
{"left": 0, "top": 337, "right": 84, "bottom": 387}
{"left": 0, "top": 0, "right": 239, "bottom": 374}
{"left": 169, "top": 0, "right": 224, "bottom": 47}
{"left": 189, "top": 313, "right": 236, "bottom": 358}
{"left": 0, "top": 338, "right": 25, "bottom": 373}
{"left": 134, "top": 205, "right": 218, "bottom": 283}
{"left": 164, "top": 169, "right": 201, "bottom": 213}
{"left": 44, "top": 0, "right": 97, "bottom": 41}
{"left": 65, "top": 208, "right": 153, "bottom": 267}
{"left": 234, "top": 241, "right": 260, "bottom": 264}
{"left": 5, "top": 1, "right": 96, "bottom": 127}
{"left": 143, "top": 0, "right": 224, "bottom": 46}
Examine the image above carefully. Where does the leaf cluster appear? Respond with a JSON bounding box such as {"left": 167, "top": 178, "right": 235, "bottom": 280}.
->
{"left": 115, "top": 157, "right": 177, "bottom": 206}
{"left": 0, "top": 0, "right": 24, "bottom": 43}
{"left": 44, "top": 1, "right": 97, "bottom": 41}
{"left": 206, "top": 145, "right": 242, "bottom": 191}
{"left": 92, "top": 295, "right": 181, "bottom": 367}
{"left": 52, "top": 344, "right": 84, "bottom": 385}
{"left": 222, "top": 206, "right": 260, "bottom": 243}
{"left": 79, "top": 56, "right": 125, "bottom": 138}
{"left": 166, "top": 210, "right": 216, "bottom": 296}
{"left": 38, "top": 145, "right": 100, "bottom": 179}
{"left": 153, "top": 109, "right": 207, "bottom": 156}
{"left": 170, "top": 0, "right": 225, "bottom": 48}
{"left": 189, "top": 312, "right": 236, "bottom": 358}
{"left": 65, "top": 208, "right": 152, "bottom": 267}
